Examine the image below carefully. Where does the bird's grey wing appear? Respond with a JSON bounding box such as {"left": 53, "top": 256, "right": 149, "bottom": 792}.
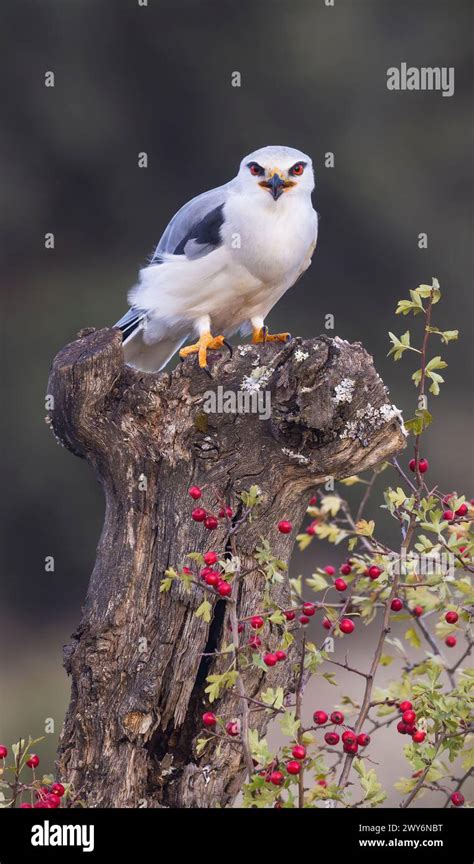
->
{"left": 152, "top": 180, "right": 233, "bottom": 261}
{"left": 115, "top": 182, "right": 232, "bottom": 340}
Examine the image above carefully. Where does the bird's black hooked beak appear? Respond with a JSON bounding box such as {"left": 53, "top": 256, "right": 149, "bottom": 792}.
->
{"left": 267, "top": 172, "right": 285, "bottom": 200}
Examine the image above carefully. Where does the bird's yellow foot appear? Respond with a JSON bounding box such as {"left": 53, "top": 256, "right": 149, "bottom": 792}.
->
{"left": 252, "top": 326, "right": 292, "bottom": 344}
{"left": 179, "top": 332, "right": 229, "bottom": 369}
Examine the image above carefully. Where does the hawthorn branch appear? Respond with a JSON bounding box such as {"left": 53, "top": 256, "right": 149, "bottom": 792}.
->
{"left": 48, "top": 327, "right": 405, "bottom": 808}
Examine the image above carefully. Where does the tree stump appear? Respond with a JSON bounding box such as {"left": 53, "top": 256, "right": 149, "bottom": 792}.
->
{"left": 47, "top": 328, "right": 405, "bottom": 808}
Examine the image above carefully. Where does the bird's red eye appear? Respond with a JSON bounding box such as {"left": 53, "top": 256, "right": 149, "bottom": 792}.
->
{"left": 248, "top": 162, "right": 263, "bottom": 176}
{"left": 290, "top": 162, "right": 305, "bottom": 176}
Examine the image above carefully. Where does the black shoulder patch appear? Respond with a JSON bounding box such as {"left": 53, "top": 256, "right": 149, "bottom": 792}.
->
{"left": 173, "top": 204, "right": 225, "bottom": 255}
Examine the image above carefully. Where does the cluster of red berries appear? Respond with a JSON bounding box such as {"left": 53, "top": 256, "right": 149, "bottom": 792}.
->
{"left": 24, "top": 780, "right": 66, "bottom": 809}
{"left": 0, "top": 746, "right": 67, "bottom": 809}
{"left": 189, "top": 486, "right": 233, "bottom": 530}
{"left": 198, "top": 554, "right": 233, "bottom": 598}
{"left": 395, "top": 701, "right": 426, "bottom": 743}
{"left": 312, "top": 710, "right": 370, "bottom": 754}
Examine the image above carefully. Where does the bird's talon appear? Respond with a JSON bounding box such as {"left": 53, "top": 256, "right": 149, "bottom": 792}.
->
{"left": 252, "top": 327, "right": 292, "bottom": 345}
{"left": 223, "top": 339, "right": 233, "bottom": 356}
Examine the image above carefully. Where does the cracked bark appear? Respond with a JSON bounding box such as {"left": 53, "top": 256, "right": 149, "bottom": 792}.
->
{"left": 47, "top": 327, "right": 405, "bottom": 808}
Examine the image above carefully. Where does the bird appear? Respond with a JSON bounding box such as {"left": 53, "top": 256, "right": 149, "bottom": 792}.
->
{"left": 115, "top": 145, "right": 318, "bottom": 372}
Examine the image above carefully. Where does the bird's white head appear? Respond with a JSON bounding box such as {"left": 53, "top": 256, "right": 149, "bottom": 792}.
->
{"left": 236, "top": 145, "right": 314, "bottom": 202}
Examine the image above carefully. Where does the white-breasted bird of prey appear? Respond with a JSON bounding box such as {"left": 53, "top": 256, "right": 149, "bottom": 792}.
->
{"left": 115, "top": 145, "right": 318, "bottom": 372}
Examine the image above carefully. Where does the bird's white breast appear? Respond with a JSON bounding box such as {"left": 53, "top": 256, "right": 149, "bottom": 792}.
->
{"left": 222, "top": 189, "right": 317, "bottom": 285}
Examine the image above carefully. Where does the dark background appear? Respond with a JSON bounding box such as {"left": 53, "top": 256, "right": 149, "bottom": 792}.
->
{"left": 1, "top": 0, "right": 473, "bottom": 803}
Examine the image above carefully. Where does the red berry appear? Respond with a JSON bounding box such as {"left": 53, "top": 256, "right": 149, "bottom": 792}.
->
{"left": 357, "top": 733, "right": 370, "bottom": 747}
{"left": 299, "top": 615, "right": 310, "bottom": 625}
{"left": 47, "top": 793, "right": 61, "bottom": 808}
{"left": 442, "top": 510, "right": 454, "bottom": 522}
{"left": 292, "top": 744, "right": 306, "bottom": 760}
{"left": 334, "top": 578, "right": 347, "bottom": 592}
{"left": 0, "top": 746, "right": 7, "bottom": 759}
{"left": 343, "top": 741, "right": 358, "bottom": 754}
{"left": 286, "top": 760, "right": 301, "bottom": 775}
{"left": 324, "top": 565, "right": 336, "bottom": 575}
{"left": 189, "top": 485, "right": 202, "bottom": 500}
{"left": 306, "top": 523, "right": 317, "bottom": 536}
{"left": 409, "top": 457, "right": 428, "bottom": 473}
{"left": 339, "top": 618, "right": 354, "bottom": 634}
{"left": 20, "top": 802, "right": 33, "bottom": 808}
{"left": 342, "top": 730, "right": 356, "bottom": 743}
{"left": 368, "top": 566, "right": 382, "bottom": 580}
{"left": 226, "top": 721, "right": 239, "bottom": 737}
{"left": 217, "top": 581, "right": 232, "bottom": 597}
{"left": 202, "top": 712, "right": 216, "bottom": 727}
{"left": 442, "top": 493, "right": 454, "bottom": 505}
{"left": 391, "top": 598, "right": 403, "bottom": 611}
{"left": 451, "top": 792, "right": 465, "bottom": 807}
{"left": 51, "top": 783, "right": 65, "bottom": 797}
{"left": 218, "top": 506, "right": 233, "bottom": 518}
{"left": 309, "top": 496, "right": 318, "bottom": 505}
{"left": 330, "top": 711, "right": 344, "bottom": 725}
{"left": 399, "top": 700, "right": 413, "bottom": 712}
{"left": 278, "top": 520, "right": 292, "bottom": 534}
{"left": 413, "top": 605, "right": 424, "bottom": 617}
{"left": 284, "top": 610, "right": 296, "bottom": 621}
{"left": 402, "top": 710, "right": 416, "bottom": 725}
{"left": 264, "top": 653, "right": 278, "bottom": 667}
{"left": 340, "top": 563, "right": 352, "bottom": 576}
{"left": 445, "top": 611, "right": 459, "bottom": 624}
{"left": 204, "top": 551, "right": 218, "bottom": 565}
{"left": 200, "top": 566, "right": 213, "bottom": 579}
{"left": 313, "top": 710, "right": 328, "bottom": 725}
{"left": 26, "top": 754, "right": 39, "bottom": 768}
{"left": 269, "top": 771, "right": 284, "bottom": 786}
{"left": 405, "top": 725, "right": 416, "bottom": 737}
{"left": 445, "top": 635, "right": 457, "bottom": 648}
{"left": 250, "top": 616, "right": 264, "bottom": 630}
{"left": 317, "top": 779, "right": 327, "bottom": 788}
{"left": 302, "top": 602, "right": 316, "bottom": 616}
{"left": 275, "top": 650, "right": 287, "bottom": 662}
{"left": 204, "top": 515, "right": 218, "bottom": 530}
{"left": 205, "top": 572, "right": 219, "bottom": 586}
{"left": 324, "top": 732, "right": 340, "bottom": 746}
{"left": 412, "top": 730, "right": 426, "bottom": 743}
{"left": 192, "top": 507, "right": 207, "bottom": 522}
{"left": 397, "top": 721, "right": 409, "bottom": 734}
{"left": 322, "top": 617, "right": 332, "bottom": 630}
{"left": 249, "top": 636, "right": 261, "bottom": 649}
{"left": 456, "top": 503, "right": 468, "bottom": 517}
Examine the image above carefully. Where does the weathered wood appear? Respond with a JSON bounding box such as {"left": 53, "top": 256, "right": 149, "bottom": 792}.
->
{"left": 47, "top": 328, "right": 405, "bottom": 808}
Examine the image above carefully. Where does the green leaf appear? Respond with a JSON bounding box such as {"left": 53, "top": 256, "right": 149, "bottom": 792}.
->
{"left": 388, "top": 330, "right": 420, "bottom": 361}
{"left": 340, "top": 475, "right": 364, "bottom": 486}
{"left": 195, "top": 600, "right": 212, "bottom": 623}
{"left": 196, "top": 738, "right": 209, "bottom": 756}
{"left": 279, "top": 710, "right": 300, "bottom": 739}
{"left": 160, "top": 572, "right": 176, "bottom": 593}
{"left": 261, "top": 687, "right": 285, "bottom": 710}
{"left": 306, "top": 573, "right": 328, "bottom": 592}
{"left": 405, "top": 627, "right": 422, "bottom": 649}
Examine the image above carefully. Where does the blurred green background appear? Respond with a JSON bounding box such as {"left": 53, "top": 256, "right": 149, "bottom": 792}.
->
{"left": 1, "top": 0, "right": 472, "bottom": 804}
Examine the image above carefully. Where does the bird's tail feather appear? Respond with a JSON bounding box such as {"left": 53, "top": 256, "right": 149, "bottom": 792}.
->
{"left": 123, "top": 328, "right": 189, "bottom": 372}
